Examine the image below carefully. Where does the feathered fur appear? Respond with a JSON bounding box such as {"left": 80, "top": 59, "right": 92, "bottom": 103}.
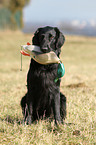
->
{"left": 21, "top": 26, "right": 66, "bottom": 124}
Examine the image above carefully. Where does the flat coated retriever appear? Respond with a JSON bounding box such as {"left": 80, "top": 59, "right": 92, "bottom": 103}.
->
{"left": 21, "top": 26, "right": 66, "bottom": 124}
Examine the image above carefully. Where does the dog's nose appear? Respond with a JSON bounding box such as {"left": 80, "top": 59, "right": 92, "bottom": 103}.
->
{"left": 41, "top": 47, "right": 49, "bottom": 53}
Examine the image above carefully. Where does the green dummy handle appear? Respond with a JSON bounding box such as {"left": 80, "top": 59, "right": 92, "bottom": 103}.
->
{"left": 54, "top": 63, "right": 65, "bottom": 83}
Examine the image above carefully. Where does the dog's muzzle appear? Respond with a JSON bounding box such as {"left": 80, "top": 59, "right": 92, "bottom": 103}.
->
{"left": 40, "top": 47, "right": 49, "bottom": 53}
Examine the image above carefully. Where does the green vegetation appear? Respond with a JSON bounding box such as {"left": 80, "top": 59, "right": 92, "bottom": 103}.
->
{"left": 0, "top": 0, "right": 30, "bottom": 29}
{"left": 0, "top": 32, "right": 96, "bottom": 144}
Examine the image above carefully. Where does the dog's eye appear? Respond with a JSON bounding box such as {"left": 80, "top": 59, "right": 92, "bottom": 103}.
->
{"left": 51, "top": 36, "right": 54, "bottom": 39}
{"left": 49, "top": 34, "right": 54, "bottom": 40}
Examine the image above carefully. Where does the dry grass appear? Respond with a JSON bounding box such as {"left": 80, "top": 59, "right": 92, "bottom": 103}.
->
{"left": 0, "top": 31, "right": 96, "bottom": 144}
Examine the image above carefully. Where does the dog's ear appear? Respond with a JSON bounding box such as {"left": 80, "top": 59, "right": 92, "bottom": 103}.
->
{"left": 54, "top": 27, "right": 65, "bottom": 49}
{"left": 32, "top": 28, "right": 42, "bottom": 45}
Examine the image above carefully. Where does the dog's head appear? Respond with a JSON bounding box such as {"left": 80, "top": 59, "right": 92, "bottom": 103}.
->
{"left": 32, "top": 26, "right": 65, "bottom": 57}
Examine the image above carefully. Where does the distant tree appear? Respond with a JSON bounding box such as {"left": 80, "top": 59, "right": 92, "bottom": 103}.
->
{"left": 0, "top": 0, "right": 30, "bottom": 29}
{"left": 0, "top": 0, "right": 30, "bottom": 10}
{"left": 8, "top": 0, "right": 30, "bottom": 12}
{"left": 0, "top": 0, "right": 3, "bottom": 3}
{"left": 8, "top": 0, "right": 30, "bottom": 29}
{"left": 0, "top": 0, "right": 2, "bottom": 3}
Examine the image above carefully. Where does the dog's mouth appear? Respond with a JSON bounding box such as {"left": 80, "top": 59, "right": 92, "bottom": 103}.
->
{"left": 20, "top": 42, "right": 51, "bottom": 56}
{"left": 20, "top": 44, "right": 60, "bottom": 65}
{"left": 40, "top": 45, "right": 51, "bottom": 53}
{"left": 40, "top": 47, "right": 49, "bottom": 53}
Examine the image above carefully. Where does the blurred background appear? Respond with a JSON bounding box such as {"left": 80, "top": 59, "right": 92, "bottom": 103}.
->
{"left": 0, "top": 0, "right": 96, "bottom": 36}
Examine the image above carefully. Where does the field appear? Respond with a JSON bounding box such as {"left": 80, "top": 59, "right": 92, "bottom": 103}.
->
{"left": 0, "top": 31, "right": 96, "bottom": 144}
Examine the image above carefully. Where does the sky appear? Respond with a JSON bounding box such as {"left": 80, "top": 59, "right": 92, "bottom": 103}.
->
{"left": 23, "top": 0, "right": 96, "bottom": 23}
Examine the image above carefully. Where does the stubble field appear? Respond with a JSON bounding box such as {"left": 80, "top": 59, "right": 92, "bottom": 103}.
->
{"left": 0, "top": 31, "right": 96, "bottom": 144}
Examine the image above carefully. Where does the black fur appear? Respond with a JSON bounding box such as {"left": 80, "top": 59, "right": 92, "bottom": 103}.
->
{"left": 21, "top": 26, "right": 66, "bottom": 124}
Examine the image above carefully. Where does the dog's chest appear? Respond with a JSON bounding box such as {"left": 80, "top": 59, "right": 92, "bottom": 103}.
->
{"left": 34, "top": 70, "right": 54, "bottom": 87}
{"left": 27, "top": 67, "right": 57, "bottom": 93}
{"left": 27, "top": 63, "right": 60, "bottom": 108}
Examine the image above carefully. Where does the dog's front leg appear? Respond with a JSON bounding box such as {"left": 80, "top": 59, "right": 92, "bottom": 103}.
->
{"left": 60, "top": 92, "right": 66, "bottom": 122}
{"left": 53, "top": 93, "right": 61, "bottom": 124}
{"left": 26, "top": 102, "right": 33, "bottom": 125}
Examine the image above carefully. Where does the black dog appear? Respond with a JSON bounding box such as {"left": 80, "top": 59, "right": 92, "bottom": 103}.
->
{"left": 21, "top": 26, "right": 66, "bottom": 124}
